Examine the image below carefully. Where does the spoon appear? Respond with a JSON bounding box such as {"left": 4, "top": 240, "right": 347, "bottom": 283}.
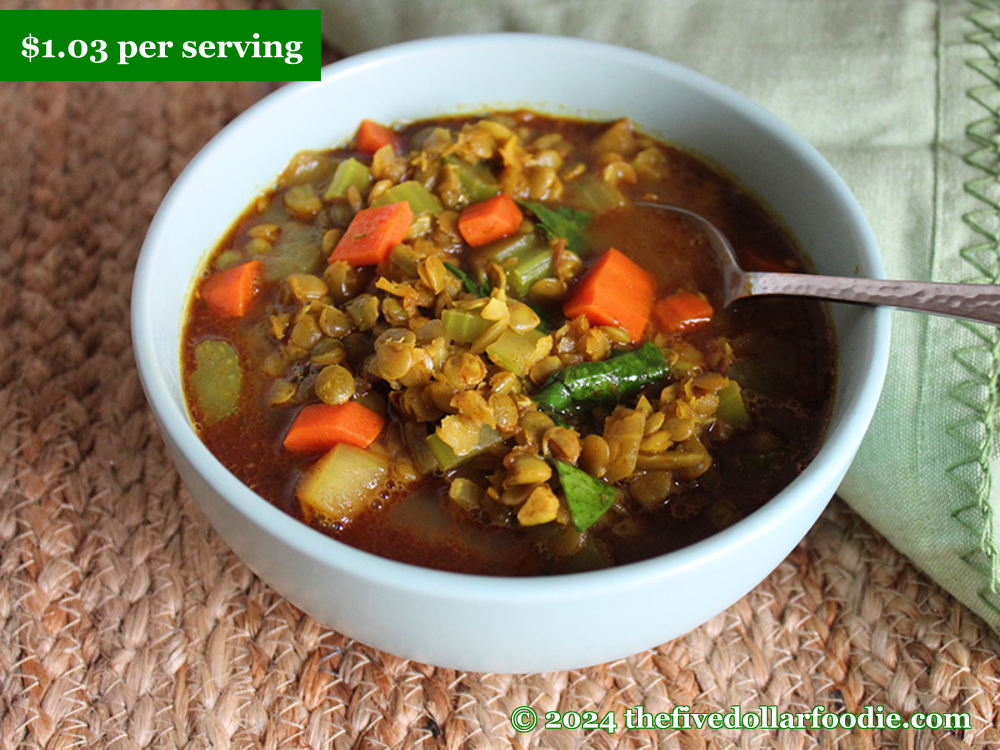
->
{"left": 637, "top": 201, "right": 1000, "bottom": 325}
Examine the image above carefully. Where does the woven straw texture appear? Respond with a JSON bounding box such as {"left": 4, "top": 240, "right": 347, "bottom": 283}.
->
{"left": 3, "top": 2, "right": 1000, "bottom": 748}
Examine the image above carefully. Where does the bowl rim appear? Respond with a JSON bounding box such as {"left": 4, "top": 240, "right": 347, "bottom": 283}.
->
{"left": 132, "top": 32, "right": 891, "bottom": 601}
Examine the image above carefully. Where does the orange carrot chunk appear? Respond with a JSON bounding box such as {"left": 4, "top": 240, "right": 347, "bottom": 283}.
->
{"left": 457, "top": 193, "right": 524, "bottom": 247}
{"left": 355, "top": 119, "right": 400, "bottom": 155}
{"left": 652, "top": 291, "right": 714, "bottom": 334}
{"left": 563, "top": 248, "right": 655, "bottom": 342}
{"left": 329, "top": 201, "right": 413, "bottom": 266}
{"left": 283, "top": 401, "right": 385, "bottom": 455}
{"left": 200, "top": 259, "right": 262, "bottom": 318}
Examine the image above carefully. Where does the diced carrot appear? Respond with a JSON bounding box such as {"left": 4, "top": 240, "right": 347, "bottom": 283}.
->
{"left": 563, "top": 248, "right": 655, "bottom": 342}
{"left": 283, "top": 401, "right": 385, "bottom": 455}
{"left": 355, "top": 119, "right": 400, "bottom": 155}
{"left": 457, "top": 193, "right": 524, "bottom": 247}
{"left": 652, "top": 291, "right": 714, "bottom": 334}
{"left": 329, "top": 201, "right": 413, "bottom": 266}
{"left": 200, "top": 259, "right": 262, "bottom": 318}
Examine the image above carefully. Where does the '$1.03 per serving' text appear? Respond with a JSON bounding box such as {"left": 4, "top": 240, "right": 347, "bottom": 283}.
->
{"left": 21, "top": 32, "right": 304, "bottom": 66}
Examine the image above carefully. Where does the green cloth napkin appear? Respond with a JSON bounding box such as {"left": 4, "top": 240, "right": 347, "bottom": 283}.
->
{"left": 285, "top": 0, "right": 1000, "bottom": 632}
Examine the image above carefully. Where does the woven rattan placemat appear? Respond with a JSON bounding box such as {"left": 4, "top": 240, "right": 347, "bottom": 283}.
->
{"left": 3, "top": 5, "right": 1000, "bottom": 748}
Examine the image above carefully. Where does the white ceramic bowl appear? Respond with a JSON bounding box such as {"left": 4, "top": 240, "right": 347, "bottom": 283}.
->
{"left": 133, "top": 34, "right": 889, "bottom": 673}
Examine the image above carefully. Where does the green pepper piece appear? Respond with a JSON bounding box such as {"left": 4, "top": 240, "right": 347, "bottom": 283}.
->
{"left": 534, "top": 342, "right": 672, "bottom": 413}
{"left": 554, "top": 460, "right": 618, "bottom": 531}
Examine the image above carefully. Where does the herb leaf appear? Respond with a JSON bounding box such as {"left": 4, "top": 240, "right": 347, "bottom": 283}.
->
{"left": 554, "top": 459, "right": 618, "bottom": 531}
{"left": 444, "top": 261, "right": 490, "bottom": 298}
{"left": 519, "top": 200, "right": 591, "bottom": 254}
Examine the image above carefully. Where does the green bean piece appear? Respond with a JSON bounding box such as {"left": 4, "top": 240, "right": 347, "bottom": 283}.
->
{"left": 533, "top": 342, "right": 672, "bottom": 413}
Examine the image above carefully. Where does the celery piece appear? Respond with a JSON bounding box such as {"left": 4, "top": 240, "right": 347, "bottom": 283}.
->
{"left": 507, "top": 246, "right": 554, "bottom": 298}
{"left": 371, "top": 180, "right": 443, "bottom": 216}
{"left": 263, "top": 222, "right": 324, "bottom": 283}
{"left": 567, "top": 173, "right": 626, "bottom": 213}
{"left": 717, "top": 382, "right": 751, "bottom": 428}
{"left": 486, "top": 329, "right": 543, "bottom": 376}
{"left": 475, "top": 231, "right": 542, "bottom": 265}
{"left": 554, "top": 460, "right": 618, "bottom": 531}
{"left": 426, "top": 433, "right": 456, "bottom": 470}
{"left": 444, "top": 156, "right": 500, "bottom": 202}
{"left": 324, "top": 158, "right": 372, "bottom": 200}
{"left": 473, "top": 231, "right": 554, "bottom": 298}
{"left": 190, "top": 340, "right": 241, "bottom": 425}
{"left": 390, "top": 244, "right": 421, "bottom": 277}
{"left": 441, "top": 308, "right": 492, "bottom": 344}
{"left": 426, "top": 425, "right": 504, "bottom": 471}
{"left": 402, "top": 421, "right": 438, "bottom": 476}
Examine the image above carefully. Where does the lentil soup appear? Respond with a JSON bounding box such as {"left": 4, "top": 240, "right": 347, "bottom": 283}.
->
{"left": 181, "top": 111, "right": 835, "bottom": 576}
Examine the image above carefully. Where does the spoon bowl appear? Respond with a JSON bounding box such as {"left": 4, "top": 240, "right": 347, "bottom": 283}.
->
{"left": 639, "top": 201, "right": 1000, "bottom": 325}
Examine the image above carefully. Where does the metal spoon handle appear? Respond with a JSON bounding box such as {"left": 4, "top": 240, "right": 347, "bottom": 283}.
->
{"left": 748, "top": 272, "right": 1000, "bottom": 325}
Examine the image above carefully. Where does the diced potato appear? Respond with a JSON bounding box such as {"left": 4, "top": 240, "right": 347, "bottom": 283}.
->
{"left": 297, "top": 444, "right": 389, "bottom": 526}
